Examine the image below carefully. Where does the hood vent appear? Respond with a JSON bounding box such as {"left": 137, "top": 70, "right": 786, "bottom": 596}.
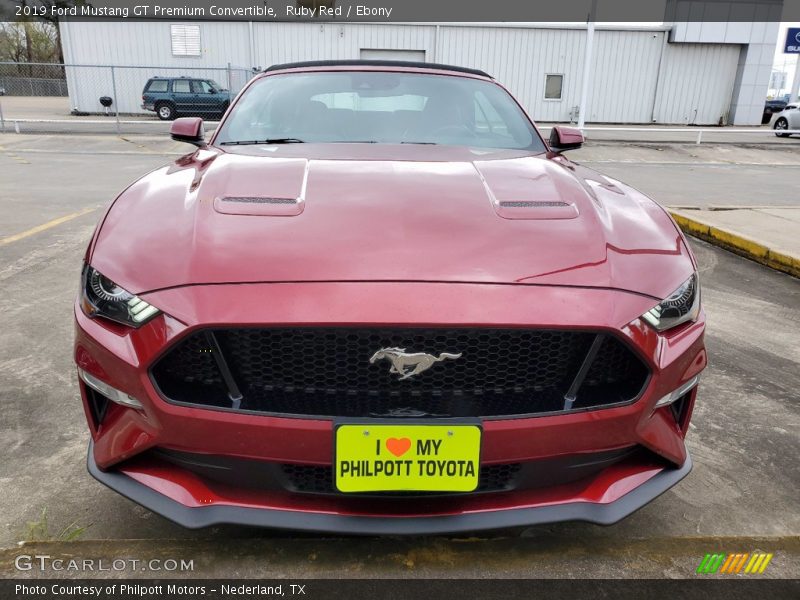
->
{"left": 213, "top": 195, "right": 304, "bottom": 217}
{"left": 499, "top": 201, "right": 569, "bottom": 208}
{"left": 493, "top": 199, "right": 579, "bottom": 221}
{"left": 222, "top": 196, "right": 298, "bottom": 205}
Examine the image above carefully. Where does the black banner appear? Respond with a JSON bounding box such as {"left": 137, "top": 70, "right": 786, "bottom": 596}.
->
{"left": 1, "top": 0, "right": 800, "bottom": 23}
{"left": 2, "top": 579, "right": 800, "bottom": 600}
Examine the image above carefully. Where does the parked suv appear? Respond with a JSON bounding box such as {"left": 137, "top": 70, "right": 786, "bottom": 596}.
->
{"left": 142, "top": 76, "right": 230, "bottom": 120}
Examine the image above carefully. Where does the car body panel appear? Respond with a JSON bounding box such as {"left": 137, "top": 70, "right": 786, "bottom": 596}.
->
{"left": 785, "top": 104, "right": 800, "bottom": 127}
{"left": 74, "top": 277, "right": 704, "bottom": 531}
{"left": 75, "top": 278, "right": 706, "bottom": 470}
{"left": 771, "top": 103, "right": 800, "bottom": 128}
{"left": 90, "top": 147, "right": 691, "bottom": 300}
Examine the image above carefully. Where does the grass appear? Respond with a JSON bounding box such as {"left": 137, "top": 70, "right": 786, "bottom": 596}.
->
{"left": 24, "top": 507, "right": 91, "bottom": 542}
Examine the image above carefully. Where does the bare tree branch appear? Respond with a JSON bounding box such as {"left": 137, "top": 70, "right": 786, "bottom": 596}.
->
{"left": 5, "top": 0, "right": 87, "bottom": 62}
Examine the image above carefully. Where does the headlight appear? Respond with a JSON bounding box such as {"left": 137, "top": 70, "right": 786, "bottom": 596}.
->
{"left": 80, "top": 265, "right": 160, "bottom": 327}
{"left": 641, "top": 273, "right": 700, "bottom": 332}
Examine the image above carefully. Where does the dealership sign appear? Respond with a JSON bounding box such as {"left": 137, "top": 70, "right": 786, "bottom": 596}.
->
{"left": 786, "top": 28, "right": 800, "bottom": 53}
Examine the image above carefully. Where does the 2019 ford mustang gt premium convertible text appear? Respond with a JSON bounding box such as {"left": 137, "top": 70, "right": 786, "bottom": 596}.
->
{"left": 75, "top": 60, "right": 706, "bottom": 534}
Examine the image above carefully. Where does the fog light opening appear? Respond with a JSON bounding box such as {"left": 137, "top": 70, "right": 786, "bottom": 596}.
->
{"left": 670, "top": 392, "right": 693, "bottom": 432}
{"left": 78, "top": 368, "right": 144, "bottom": 410}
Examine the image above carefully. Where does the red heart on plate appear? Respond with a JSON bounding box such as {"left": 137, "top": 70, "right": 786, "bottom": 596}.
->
{"left": 386, "top": 437, "right": 412, "bottom": 457}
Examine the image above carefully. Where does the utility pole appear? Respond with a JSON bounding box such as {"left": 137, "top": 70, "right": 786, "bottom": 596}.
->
{"left": 578, "top": 0, "right": 598, "bottom": 129}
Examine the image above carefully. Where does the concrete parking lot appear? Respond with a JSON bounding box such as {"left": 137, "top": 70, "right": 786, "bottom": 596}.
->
{"left": 0, "top": 134, "right": 797, "bottom": 579}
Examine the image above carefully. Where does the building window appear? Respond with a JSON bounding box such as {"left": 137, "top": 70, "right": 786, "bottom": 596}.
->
{"left": 544, "top": 74, "right": 563, "bottom": 100}
{"left": 171, "top": 24, "right": 201, "bottom": 57}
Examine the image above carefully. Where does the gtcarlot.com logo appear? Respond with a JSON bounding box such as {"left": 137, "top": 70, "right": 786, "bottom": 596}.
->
{"left": 696, "top": 552, "right": 773, "bottom": 574}
{"left": 14, "top": 554, "right": 194, "bottom": 573}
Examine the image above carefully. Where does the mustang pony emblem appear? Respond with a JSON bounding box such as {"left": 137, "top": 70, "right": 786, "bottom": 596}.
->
{"left": 369, "top": 347, "right": 462, "bottom": 380}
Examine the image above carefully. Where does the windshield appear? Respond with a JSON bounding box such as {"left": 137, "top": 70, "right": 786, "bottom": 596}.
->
{"left": 215, "top": 71, "right": 545, "bottom": 151}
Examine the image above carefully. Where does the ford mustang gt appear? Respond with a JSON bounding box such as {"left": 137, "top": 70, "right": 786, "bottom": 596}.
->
{"left": 75, "top": 60, "right": 706, "bottom": 533}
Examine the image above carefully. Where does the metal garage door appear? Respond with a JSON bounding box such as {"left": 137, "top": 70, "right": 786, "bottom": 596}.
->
{"left": 584, "top": 30, "right": 666, "bottom": 123}
{"left": 653, "top": 43, "right": 741, "bottom": 125}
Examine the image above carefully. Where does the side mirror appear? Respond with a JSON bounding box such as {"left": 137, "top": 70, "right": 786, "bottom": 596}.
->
{"left": 170, "top": 117, "right": 206, "bottom": 148}
{"left": 549, "top": 126, "right": 584, "bottom": 152}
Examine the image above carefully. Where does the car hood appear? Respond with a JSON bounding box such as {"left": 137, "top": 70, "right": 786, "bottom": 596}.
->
{"left": 91, "top": 144, "right": 693, "bottom": 299}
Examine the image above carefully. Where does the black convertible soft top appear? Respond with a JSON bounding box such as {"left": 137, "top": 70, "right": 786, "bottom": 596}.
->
{"left": 264, "top": 59, "right": 492, "bottom": 78}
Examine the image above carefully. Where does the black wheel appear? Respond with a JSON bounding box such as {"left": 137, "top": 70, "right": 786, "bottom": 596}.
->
{"left": 156, "top": 102, "right": 175, "bottom": 121}
{"left": 774, "top": 118, "right": 790, "bottom": 137}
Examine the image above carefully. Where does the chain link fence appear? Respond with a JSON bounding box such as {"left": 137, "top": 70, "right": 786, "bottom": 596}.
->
{"left": 0, "top": 62, "right": 256, "bottom": 135}
{"left": 0, "top": 63, "right": 68, "bottom": 96}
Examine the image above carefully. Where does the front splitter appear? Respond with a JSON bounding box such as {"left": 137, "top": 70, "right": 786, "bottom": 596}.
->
{"left": 87, "top": 441, "right": 692, "bottom": 535}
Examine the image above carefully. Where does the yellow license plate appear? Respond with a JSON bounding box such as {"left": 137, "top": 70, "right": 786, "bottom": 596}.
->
{"left": 334, "top": 423, "right": 482, "bottom": 493}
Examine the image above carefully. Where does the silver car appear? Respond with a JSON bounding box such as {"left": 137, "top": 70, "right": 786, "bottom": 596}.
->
{"left": 773, "top": 103, "right": 799, "bottom": 137}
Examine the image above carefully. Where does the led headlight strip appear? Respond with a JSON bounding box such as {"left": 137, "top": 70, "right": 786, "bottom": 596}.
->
{"left": 641, "top": 273, "right": 700, "bottom": 332}
{"left": 82, "top": 265, "right": 161, "bottom": 327}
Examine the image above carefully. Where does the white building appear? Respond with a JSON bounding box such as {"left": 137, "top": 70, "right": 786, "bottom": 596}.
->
{"left": 59, "top": 19, "right": 780, "bottom": 125}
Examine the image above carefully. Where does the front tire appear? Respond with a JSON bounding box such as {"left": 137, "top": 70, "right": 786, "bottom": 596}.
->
{"left": 156, "top": 102, "right": 175, "bottom": 121}
{"left": 774, "top": 118, "right": 790, "bottom": 137}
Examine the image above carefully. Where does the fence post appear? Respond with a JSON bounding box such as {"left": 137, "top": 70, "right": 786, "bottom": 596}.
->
{"left": 0, "top": 99, "right": 4, "bottom": 133}
{"left": 226, "top": 62, "right": 232, "bottom": 103}
{"left": 110, "top": 65, "right": 120, "bottom": 135}
{"left": 696, "top": 130, "right": 703, "bottom": 145}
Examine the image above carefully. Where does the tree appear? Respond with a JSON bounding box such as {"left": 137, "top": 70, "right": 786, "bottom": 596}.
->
{"left": 7, "top": 0, "right": 87, "bottom": 63}
{"left": 0, "top": 21, "right": 59, "bottom": 63}
{"left": 0, "top": 23, "right": 29, "bottom": 63}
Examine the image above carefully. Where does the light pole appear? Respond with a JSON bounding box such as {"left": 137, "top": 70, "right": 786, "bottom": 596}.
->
{"left": 578, "top": 0, "right": 598, "bottom": 130}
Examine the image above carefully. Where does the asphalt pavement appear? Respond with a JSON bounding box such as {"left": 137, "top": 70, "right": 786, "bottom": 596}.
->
{"left": 0, "top": 134, "right": 797, "bottom": 579}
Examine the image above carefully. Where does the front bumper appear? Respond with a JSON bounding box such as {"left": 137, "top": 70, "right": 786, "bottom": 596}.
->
{"left": 76, "top": 281, "right": 706, "bottom": 532}
{"left": 88, "top": 439, "right": 692, "bottom": 534}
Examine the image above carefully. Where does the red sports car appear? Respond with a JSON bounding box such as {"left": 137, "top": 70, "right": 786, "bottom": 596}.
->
{"left": 75, "top": 60, "right": 705, "bottom": 533}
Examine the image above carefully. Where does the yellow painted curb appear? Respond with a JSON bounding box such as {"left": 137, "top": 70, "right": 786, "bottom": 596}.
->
{"left": 669, "top": 211, "right": 799, "bottom": 278}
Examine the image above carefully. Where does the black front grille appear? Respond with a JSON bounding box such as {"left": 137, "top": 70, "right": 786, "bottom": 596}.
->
{"left": 151, "top": 327, "right": 649, "bottom": 418}
{"left": 149, "top": 446, "right": 642, "bottom": 498}
{"left": 281, "top": 463, "right": 523, "bottom": 495}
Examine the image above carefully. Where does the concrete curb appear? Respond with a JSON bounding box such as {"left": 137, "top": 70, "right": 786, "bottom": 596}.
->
{"left": 669, "top": 210, "right": 800, "bottom": 279}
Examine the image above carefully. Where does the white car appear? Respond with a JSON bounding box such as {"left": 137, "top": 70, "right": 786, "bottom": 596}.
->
{"left": 773, "top": 103, "right": 799, "bottom": 137}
